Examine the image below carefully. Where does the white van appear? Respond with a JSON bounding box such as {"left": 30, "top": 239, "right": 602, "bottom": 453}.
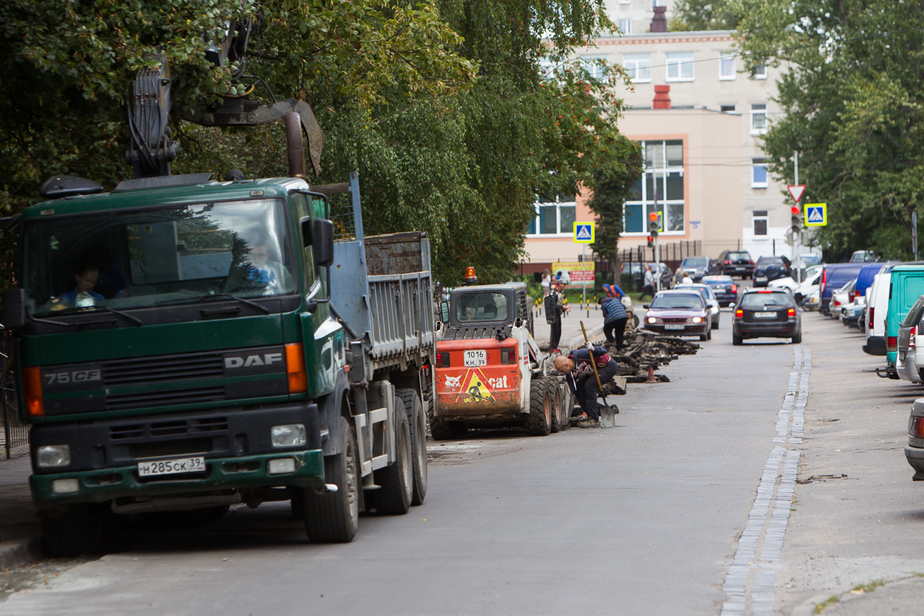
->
{"left": 863, "top": 271, "right": 891, "bottom": 356}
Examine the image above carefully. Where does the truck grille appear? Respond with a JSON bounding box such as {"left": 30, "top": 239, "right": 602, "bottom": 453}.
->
{"left": 111, "top": 417, "right": 229, "bottom": 441}
{"left": 130, "top": 437, "right": 213, "bottom": 460}
{"left": 103, "top": 353, "right": 224, "bottom": 386}
{"left": 106, "top": 385, "right": 225, "bottom": 411}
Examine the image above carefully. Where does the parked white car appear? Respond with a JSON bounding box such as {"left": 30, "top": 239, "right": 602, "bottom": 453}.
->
{"left": 769, "top": 265, "right": 823, "bottom": 303}
{"left": 863, "top": 271, "right": 891, "bottom": 356}
{"left": 830, "top": 278, "right": 856, "bottom": 320}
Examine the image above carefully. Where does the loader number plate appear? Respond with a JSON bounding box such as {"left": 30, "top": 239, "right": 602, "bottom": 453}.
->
{"left": 464, "top": 350, "right": 487, "bottom": 367}
{"left": 138, "top": 457, "right": 206, "bottom": 477}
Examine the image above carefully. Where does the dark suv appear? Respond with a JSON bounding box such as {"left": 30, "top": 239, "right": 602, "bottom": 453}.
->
{"left": 752, "top": 255, "right": 792, "bottom": 287}
{"left": 717, "top": 250, "right": 755, "bottom": 279}
{"left": 679, "top": 256, "right": 718, "bottom": 283}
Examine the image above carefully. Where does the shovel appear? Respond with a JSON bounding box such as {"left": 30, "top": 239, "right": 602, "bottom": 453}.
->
{"left": 580, "top": 321, "right": 617, "bottom": 429}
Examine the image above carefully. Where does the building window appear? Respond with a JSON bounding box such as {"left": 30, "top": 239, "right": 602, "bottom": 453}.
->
{"left": 527, "top": 196, "right": 576, "bottom": 237}
{"left": 666, "top": 52, "right": 694, "bottom": 82}
{"left": 618, "top": 18, "right": 632, "bottom": 34}
{"left": 752, "top": 159, "right": 768, "bottom": 188}
{"left": 623, "top": 140, "right": 685, "bottom": 234}
{"left": 751, "top": 104, "right": 767, "bottom": 133}
{"left": 751, "top": 62, "right": 767, "bottom": 79}
{"left": 719, "top": 53, "right": 736, "bottom": 80}
{"left": 581, "top": 55, "right": 607, "bottom": 80}
{"left": 652, "top": 0, "right": 666, "bottom": 6}
{"left": 753, "top": 211, "right": 768, "bottom": 236}
{"left": 720, "top": 105, "right": 736, "bottom": 113}
{"left": 623, "top": 54, "right": 651, "bottom": 83}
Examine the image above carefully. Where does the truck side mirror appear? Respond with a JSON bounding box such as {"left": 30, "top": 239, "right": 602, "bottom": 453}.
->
{"left": 440, "top": 300, "right": 450, "bottom": 323}
{"left": 310, "top": 218, "right": 334, "bottom": 267}
{"left": 2, "top": 288, "right": 26, "bottom": 330}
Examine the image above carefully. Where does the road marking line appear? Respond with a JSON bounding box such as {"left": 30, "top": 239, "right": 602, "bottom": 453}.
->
{"left": 720, "top": 343, "right": 808, "bottom": 616}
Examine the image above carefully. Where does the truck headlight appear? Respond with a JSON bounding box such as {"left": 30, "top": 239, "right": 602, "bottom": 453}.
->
{"left": 271, "top": 424, "right": 306, "bottom": 448}
{"left": 37, "top": 445, "right": 71, "bottom": 468}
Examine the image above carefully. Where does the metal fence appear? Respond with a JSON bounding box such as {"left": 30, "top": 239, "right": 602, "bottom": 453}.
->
{"left": 0, "top": 335, "right": 28, "bottom": 459}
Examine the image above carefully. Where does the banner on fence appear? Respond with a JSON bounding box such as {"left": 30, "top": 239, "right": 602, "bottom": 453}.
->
{"left": 551, "top": 261, "right": 595, "bottom": 289}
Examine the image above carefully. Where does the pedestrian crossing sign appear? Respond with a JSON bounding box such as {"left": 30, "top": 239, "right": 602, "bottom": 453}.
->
{"left": 573, "top": 222, "right": 594, "bottom": 243}
{"left": 804, "top": 204, "right": 827, "bottom": 227}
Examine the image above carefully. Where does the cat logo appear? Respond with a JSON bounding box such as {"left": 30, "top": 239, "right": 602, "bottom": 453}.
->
{"left": 225, "top": 352, "right": 283, "bottom": 369}
{"left": 444, "top": 375, "right": 462, "bottom": 390}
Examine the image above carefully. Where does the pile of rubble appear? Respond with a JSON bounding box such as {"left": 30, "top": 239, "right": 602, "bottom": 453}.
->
{"left": 604, "top": 325, "right": 700, "bottom": 385}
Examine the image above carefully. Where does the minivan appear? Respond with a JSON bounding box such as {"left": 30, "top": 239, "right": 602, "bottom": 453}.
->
{"left": 884, "top": 264, "right": 924, "bottom": 373}
{"left": 863, "top": 270, "right": 891, "bottom": 356}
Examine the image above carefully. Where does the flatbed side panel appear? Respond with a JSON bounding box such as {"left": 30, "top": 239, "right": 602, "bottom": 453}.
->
{"left": 367, "top": 271, "right": 435, "bottom": 371}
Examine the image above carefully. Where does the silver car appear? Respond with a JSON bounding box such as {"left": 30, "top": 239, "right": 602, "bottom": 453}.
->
{"left": 897, "top": 295, "right": 924, "bottom": 383}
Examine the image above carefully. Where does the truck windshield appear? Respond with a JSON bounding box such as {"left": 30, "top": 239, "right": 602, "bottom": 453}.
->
{"left": 455, "top": 292, "right": 508, "bottom": 323}
{"left": 23, "top": 198, "right": 296, "bottom": 317}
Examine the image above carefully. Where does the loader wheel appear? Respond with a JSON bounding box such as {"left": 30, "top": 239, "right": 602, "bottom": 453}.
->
{"left": 373, "top": 398, "right": 413, "bottom": 515}
{"left": 546, "top": 378, "right": 564, "bottom": 433}
{"left": 302, "top": 416, "right": 360, "bottom": 543}
{"left": 526, "top": 378, "right": 553, "bottom": 436}
{"left": 397, "top": 388, "right": 428, "bottom": 506}
{"left": 41, "top": 503, "right": 105, "bottom": 558}
{"left": 429, "top": 416, "right": 467, "bottom": 440}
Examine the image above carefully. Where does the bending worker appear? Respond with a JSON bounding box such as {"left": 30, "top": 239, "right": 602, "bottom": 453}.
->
{"left": 554, "top": 342, "right": 618, "bottom": 429}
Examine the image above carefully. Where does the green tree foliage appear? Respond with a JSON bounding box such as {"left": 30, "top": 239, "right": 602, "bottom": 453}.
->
{"left": 672, "top": 0, "right": 740, "bottom": 31}
{"left": 587, "top": 144, "right": 643, "bottom": 278}
{"left": 731, "top": 0, "right": 924, "bottom": 260}
{"left": 0, "top": 0, "right": 638, "bottom": 287}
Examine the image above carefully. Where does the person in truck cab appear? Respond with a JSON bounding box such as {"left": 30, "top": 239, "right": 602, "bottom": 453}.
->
{"left": 554, "top": 343, "right": 618, "bottom": 429}
{"left": 246, "top": 238, "right": 293, "bottom": 295}
{"left": 52, "top": 263, "right": 104, "bottom": 309}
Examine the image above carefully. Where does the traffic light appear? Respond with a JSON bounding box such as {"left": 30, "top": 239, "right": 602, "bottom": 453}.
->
{"left": 790, "top": 206, "right": 802, "bottom": 234}
{"left": 647, "top": 235, "right": 654, "bottom": 248}
{"left": 648, "top": 212, "right": 659, "bottom": 240}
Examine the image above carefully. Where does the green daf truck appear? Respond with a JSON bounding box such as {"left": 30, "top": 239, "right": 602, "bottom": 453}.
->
{"left": 2, "top": 166, "right": 434, "bottom": 556}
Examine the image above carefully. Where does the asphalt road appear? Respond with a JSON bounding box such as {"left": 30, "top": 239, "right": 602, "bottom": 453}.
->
{"left": 3, "top": 308, "right": 924, "bottom": 615}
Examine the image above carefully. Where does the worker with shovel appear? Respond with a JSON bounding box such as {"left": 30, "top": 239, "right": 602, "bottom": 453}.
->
{"left": 554, "top": 341, "right": 618, "bottom": 429}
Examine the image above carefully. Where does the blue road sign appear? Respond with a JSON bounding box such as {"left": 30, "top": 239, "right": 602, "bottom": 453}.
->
{"left": 573, "top": 222, "right": 594, "bottom": 243}
{"left": 804, "top": 203, "right": 827, "bottom": 227}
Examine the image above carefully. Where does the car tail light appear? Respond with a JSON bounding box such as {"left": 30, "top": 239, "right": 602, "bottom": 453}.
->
{"left": 436, "top": 352, "right": 451, "bottom": 367}
{"left": 758, "top": 289, "right": 772, "bottom": 293}
{"left": 869, "top": 307, "right": 875, "bottom": 330}
{"left": 888, "top": 336, "right": 898, "bottom": 352}
{"left": 849, "top": 290, "right": 856, "bottom": 302}
{"left": 912, "top": 416, "right": 924, "bottom": 439}
{"left": 748, "top": 260, "right": 754, "bottom": 265}
{"left": 724, "top": 260, "right": 731, "bottom": 265}
{"left": 911, "top": 326, "right": 918, "bottom": 349}
{"left": 833, "top": 298, "right": 841, "bottom": 307}
{"left": 820, "top": 268, "right": 827, "bottom": 294}
{"left": 731, "top": 284, "right": 737, "bottom": 293}
{"left": 787, "top": 308, "right": 796, "bottom": 317}
{"left": 500, "top": 349, "right": 516, "bottom": 364}
{"left": 735, "top": 309, "right": 743, "bottom": 319}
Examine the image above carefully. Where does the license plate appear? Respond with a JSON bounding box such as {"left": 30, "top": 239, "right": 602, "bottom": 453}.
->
{"left": 756, "top": 277, "right": 768, "bottom": 283}
{"left": 664, "top": 324, "right": 684, "bottom": 330}
{"left": 464, "top": 350, "right": 487, "bottom": 367}
{"left": 755, "top": 311, "right": 777, "bottom": 318}
{"left": 716, "top": 287, "right": 726, "bottom": 292}
{"left": 138, "top": 457, "right": 206, "bottom": 477}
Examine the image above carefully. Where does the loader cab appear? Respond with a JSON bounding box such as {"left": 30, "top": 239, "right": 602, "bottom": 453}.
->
{"left": 445, "top": 282, "right": 533, "bottom": 335}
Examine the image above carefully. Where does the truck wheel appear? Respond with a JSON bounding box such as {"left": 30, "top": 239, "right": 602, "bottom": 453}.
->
{"left": 302, "top": 417, "right": 360, "bottom": 543}
{"left": 526, "top": 378, "right": 552, "bottom": 436}
{"left": 41, "top": 503, "right": 105, "bottom": 557}
{"left": 397, "top": 388, "right": 428, "bottom": 506}
{"left": 429, "top": 416, "right": 466, "bottom": 440}
{"left": 373, "top": 399, "right": 413, "bottom": 515}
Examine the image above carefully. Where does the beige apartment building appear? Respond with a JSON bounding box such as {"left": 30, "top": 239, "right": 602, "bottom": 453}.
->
{"left": 523, "top": 11, "right": 809, "bottom": 275}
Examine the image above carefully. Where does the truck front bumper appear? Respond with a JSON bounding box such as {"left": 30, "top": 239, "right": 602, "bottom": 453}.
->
{"left": 30, "top": 449, "right": 325, "bottom": 508}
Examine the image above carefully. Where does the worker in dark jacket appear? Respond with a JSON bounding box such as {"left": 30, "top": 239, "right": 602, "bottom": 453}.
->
{"left": 601, "top": 283, "right": 629, "bottom": 349}
{"left": 554, "top": 343, "right": 618, "bottom": 429}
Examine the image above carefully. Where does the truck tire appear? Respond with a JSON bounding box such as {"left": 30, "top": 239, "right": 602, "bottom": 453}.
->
{"left": 429, "top": 416, "right": 466, "bottom": 440}
{"left": 397, "top": 388, "right": 428, "bottom": 506}
{"left": 526, "top": 378, "right": 552, "bottom": 436}
{"left": 302, "top": 416, "right": 360, "bottom": 543}
{"left": 41, "top": 503, "right": 104, "bottom": 557}
{"left": 373, "top": 398, "right": 413, "bottom": 515}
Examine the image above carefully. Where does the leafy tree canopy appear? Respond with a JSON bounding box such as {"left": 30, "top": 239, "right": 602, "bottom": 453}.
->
{"left": 672, "top": 0, "right": 740, "bottom": 31}
{"left": 731, "top": 0, "right": 924, "bottom": 260}
{"left": 0, "top": 0, "right": 638, "bottom": 286}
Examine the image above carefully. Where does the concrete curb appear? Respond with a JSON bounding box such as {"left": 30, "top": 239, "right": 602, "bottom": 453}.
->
{"left": 0, "top": 537, "right": 43, "bottom": 571}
